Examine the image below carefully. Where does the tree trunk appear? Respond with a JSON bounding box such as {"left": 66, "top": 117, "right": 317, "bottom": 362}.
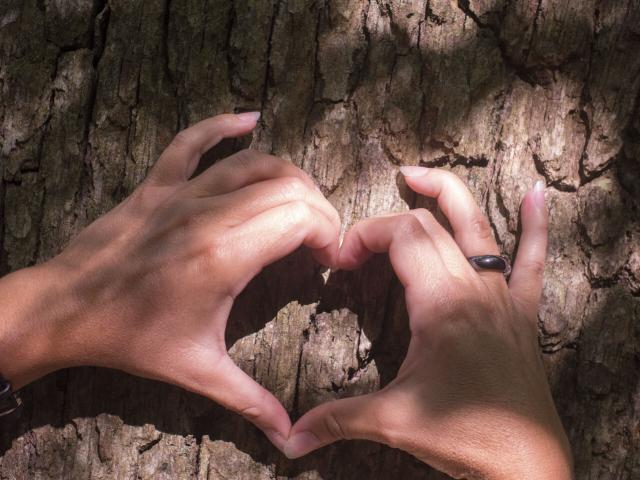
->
{"left": 1, "top": 0, "right": 639, "bottom": 478}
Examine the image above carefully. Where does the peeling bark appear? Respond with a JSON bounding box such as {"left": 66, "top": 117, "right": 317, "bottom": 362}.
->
{"left": 1, "top": 0, "right": 640, "bottom": 478}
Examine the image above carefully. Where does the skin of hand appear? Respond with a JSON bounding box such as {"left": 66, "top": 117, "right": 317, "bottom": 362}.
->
{"left": 0, "top": 112, "right": 342, "bottom": 451}
{"left": 283, "top": 167, "right": 573, "bottom": 480}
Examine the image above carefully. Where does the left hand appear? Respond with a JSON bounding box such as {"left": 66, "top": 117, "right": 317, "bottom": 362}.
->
{"left": 283, "top": 167, "right": 572, "bottom": 480}
{"left": 0, "top": 113, "right": 341, "bottom": 451}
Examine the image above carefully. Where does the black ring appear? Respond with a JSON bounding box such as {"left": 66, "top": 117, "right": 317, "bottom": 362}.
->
{"left": 467, "top": 255, "right": 511, "bottom": 275}
{"left": 0, "top": 378, "right": 22, "bottom": 418}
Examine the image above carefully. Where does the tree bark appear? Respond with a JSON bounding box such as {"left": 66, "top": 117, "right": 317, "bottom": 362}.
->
{"left": 1, "top": 0, "right": 640, "bottom": 478}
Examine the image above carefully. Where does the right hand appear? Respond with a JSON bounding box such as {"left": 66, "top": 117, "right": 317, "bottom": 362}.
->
{"left": 0, "top": 113, "right": 340, "bottom": 452}
{"left": 284, "top": 168, "right": 572, "bottom": 479}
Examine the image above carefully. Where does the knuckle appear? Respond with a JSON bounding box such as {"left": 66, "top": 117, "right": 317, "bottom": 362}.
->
{"left": 525, "top": 258, "right": 546, "bottom": 277}
{"left": 398, "top": 214, "right": 426, "bottom": 238}
{"left": 279, "top": 176, "right": 308, "bottom": 197}
{"left": 322, "top": 410, "right": 349, "bottom": 440}
{"left": 236, "top": 390, "right": 268, "bottom": 421}
{"left": 409, "top": 208, "right": 434, "bottom": 227}
{"left": 202, "top": 236, "right": 229, "bottom": 270}
{"left": 470, "top": 213, "right": 494, "bottom": 241}
{"left": 288, "top": 200, "right": 313, "bottom": 223}
{"left": 169, "top": 130, "right": 193, "bottom": 152}
{"left": 238, "top": 404, "right": 263, "bottom": 420}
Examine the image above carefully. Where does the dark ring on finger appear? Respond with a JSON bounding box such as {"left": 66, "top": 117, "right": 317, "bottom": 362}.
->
{"left": 467, "top": 255, "right": 511, "bottom": 276}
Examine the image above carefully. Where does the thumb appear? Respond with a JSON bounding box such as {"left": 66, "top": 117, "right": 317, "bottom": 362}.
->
{"left": 509, "top": 180, "right": 548, "bottom": 320}
{"left": 284, "top": 392, "right": 388, "bottom": 459}
{"left": 193, "top": 354, "right": 291, "bottom": 452}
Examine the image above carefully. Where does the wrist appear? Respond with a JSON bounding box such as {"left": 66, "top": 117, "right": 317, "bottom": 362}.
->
{"left": 0, "top": 263, "right": 80, "bottom": 389}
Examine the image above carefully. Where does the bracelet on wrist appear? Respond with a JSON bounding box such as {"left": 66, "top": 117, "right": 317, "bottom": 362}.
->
{"left": 0, "top": 376, "right": 22, "bottom": 417}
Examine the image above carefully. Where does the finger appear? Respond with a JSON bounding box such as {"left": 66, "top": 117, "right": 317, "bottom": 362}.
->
{"left": 189, "top": 149, "right": 318, "bottom": 196}
{"left": 198, "top": 355, "right": 292, "bottom": 452}
{"left": 509, "top": 181, "right": 548, "bottom": 319}
{"left": 225, "top": 201, "right": 340, "bottom": 291}
{"left": 198, "top": 176, "right": 341, "bottom": 232}
{"left": 337, "top": 213, "right": 447, "bottom": 307}
{"left": 148, "top": 112, "right": 261, "bottom": 186}
{"left": 375, "top": 209, "right": 475, "bottom": 278}
{"left": 400, "top": 167, "right": 500, "bottom": 258}
{"left": 284, "top": 393, "right": 388, "bottom": 459}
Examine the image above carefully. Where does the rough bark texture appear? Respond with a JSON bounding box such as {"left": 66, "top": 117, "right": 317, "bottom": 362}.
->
{"left": 1, "top": 0, "right": 640, "bottom": 479}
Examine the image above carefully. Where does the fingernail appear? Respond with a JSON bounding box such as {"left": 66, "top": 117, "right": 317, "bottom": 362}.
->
{"left": 265, "top": 429, "right": 287, "bottom": 452}
{"left": 533, "top": 180, "right": 546, "bottom": 209}
{"left": 283, "top": 431, "right": 321, "bottom": 459}
{"left": 399, "top": 166, "right": 429, "bottom": 177}
{"left": 236, "top": 111, "right": 261, "bottom": 123}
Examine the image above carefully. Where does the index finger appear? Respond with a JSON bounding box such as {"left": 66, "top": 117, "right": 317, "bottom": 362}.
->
{"left": 399, "top": 167, "right": 500, "bottom": 258}
{"left": 223, "top": 201, "right": 340, "bottom": 295}
{"left": 188, "top": 149, "right": 319, "bottom": 197}
{"left": 338, "top": 214, "right": 447, "bottom": 311}
{"left": 148, "top": 112, "right": 261, "bottom": 186}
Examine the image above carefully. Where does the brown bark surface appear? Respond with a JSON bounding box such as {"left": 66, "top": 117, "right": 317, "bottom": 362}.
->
{"left": 1, "top": 0, "right": 640, "bottom": 478}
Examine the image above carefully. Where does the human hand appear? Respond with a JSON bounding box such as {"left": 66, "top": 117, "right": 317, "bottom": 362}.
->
{"left": 0, "top": 113, "right": 340, "bottom": 450}
{"left": 283, "top": 167, "right": 573, "bottom": 479}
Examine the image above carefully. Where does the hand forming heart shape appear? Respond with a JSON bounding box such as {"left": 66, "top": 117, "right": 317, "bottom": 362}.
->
{"left": 1, "top": 114, "right": 572, "bottom": 479}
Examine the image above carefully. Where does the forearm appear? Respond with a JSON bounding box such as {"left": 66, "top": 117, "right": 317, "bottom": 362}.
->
{"left": 0, "top": 263, "right": 73, "bottom": 389}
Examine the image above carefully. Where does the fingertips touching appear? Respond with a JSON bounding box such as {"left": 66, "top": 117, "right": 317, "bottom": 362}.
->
{"left": 337, "top": 223, "right": 375, "bottom": 270}
{"left": 284, "top": 393, "right": 386, "bottom": 459}
{"left": 189, "top": 355, "right": 292, "bottom": 453}
{"left": 311, "top": 238, "right": 341, "bottom": 270}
